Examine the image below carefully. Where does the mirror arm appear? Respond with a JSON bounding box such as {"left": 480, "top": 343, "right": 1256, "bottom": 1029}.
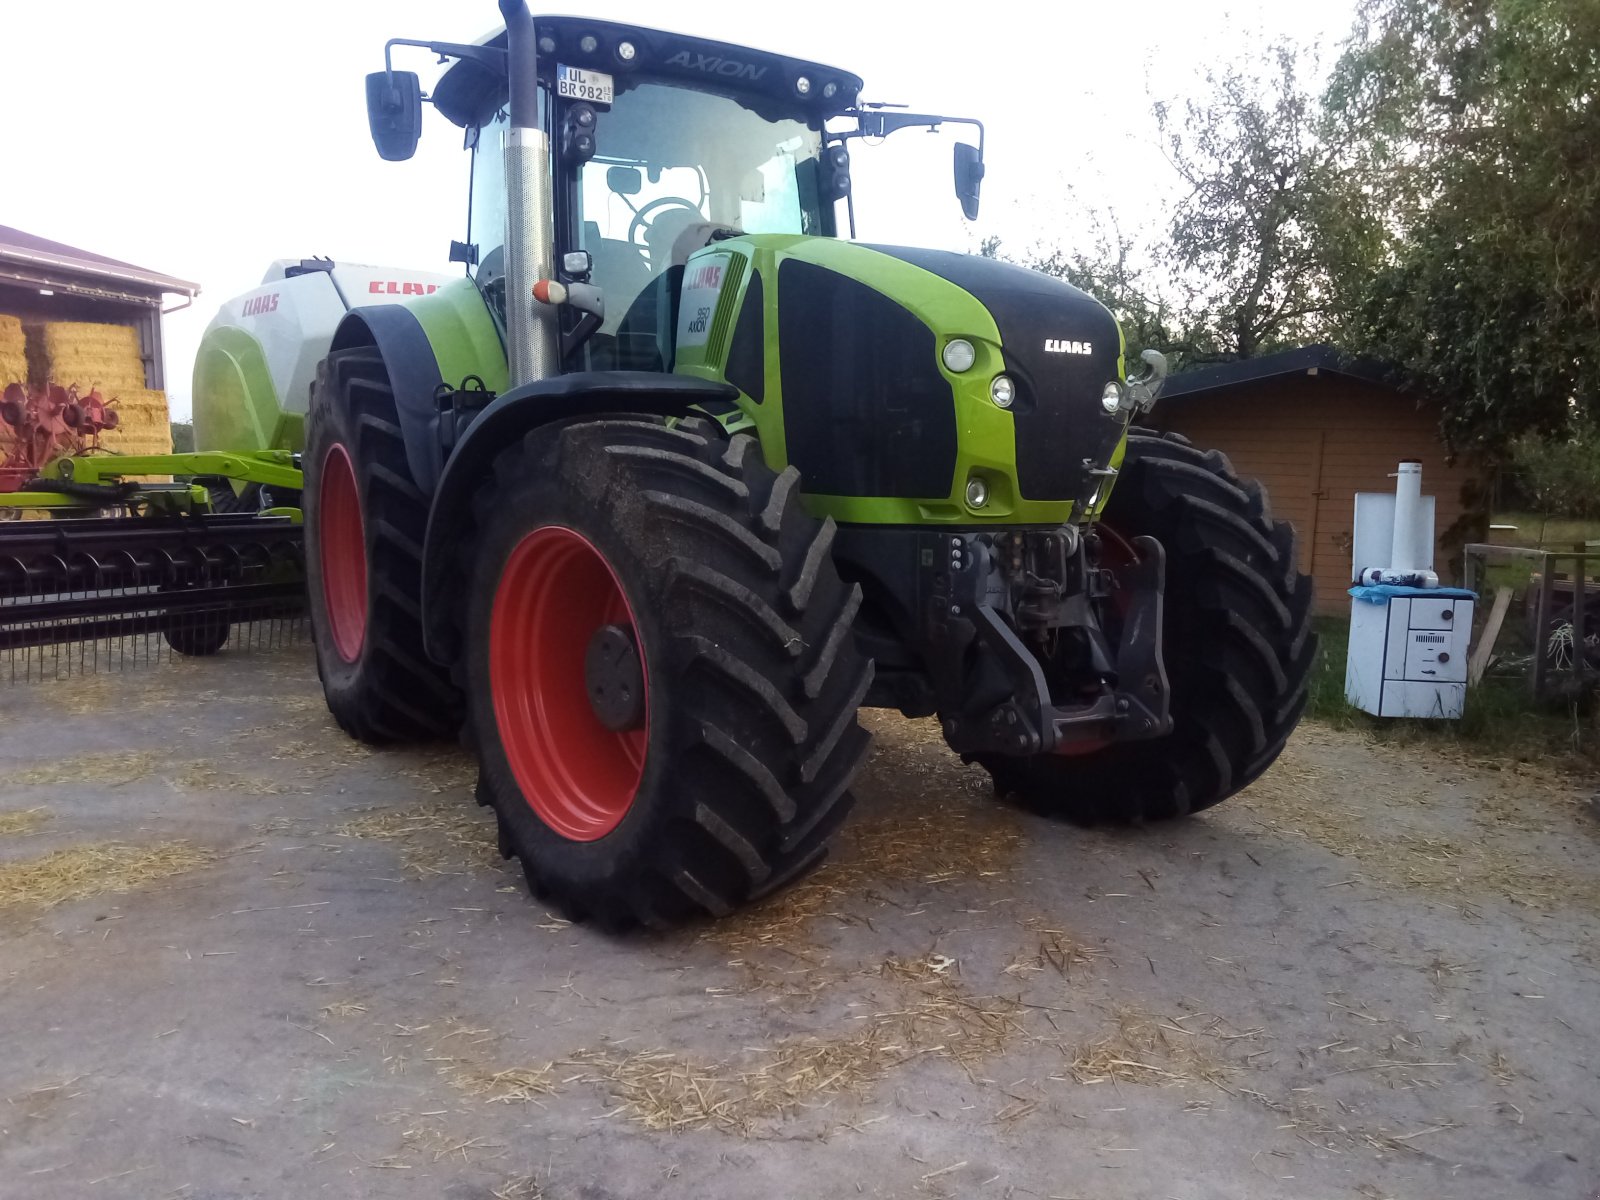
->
{"left": 845, "top": 110, "right": 985, "bottom": 153}
{"left": 383, "top": 37, "right": 509, "bottom": 86}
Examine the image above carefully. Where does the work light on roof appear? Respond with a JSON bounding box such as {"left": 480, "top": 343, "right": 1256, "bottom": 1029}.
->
{"left": 617, "top": 40, "right": 637, "bottom": 61}
{"left": 795, "top": 75, "right": 812, "bottom": 96}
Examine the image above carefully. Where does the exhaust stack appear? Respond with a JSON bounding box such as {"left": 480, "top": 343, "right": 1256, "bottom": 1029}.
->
{"left": 498, "top": 0, "right": 559, "bottom": 387}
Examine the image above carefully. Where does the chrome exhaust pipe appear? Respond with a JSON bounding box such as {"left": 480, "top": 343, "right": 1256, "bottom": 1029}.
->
{"left": 497, "top": 0, "right": 558, "bottom": 387}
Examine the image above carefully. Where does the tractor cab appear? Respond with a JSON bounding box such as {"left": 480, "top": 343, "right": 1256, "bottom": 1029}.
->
{"left": 375, "top": 15, "right": 982, "bottom": 377}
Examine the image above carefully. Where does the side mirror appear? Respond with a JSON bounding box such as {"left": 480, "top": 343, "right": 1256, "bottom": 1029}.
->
{"left": 953, "top": 142, "right": 984, "bottom": 221}
{"left": 365, "top": 70, "right": 423, "bottom": 162}
{"left": 606, "top": 165, "right": 643, "bottom": 196}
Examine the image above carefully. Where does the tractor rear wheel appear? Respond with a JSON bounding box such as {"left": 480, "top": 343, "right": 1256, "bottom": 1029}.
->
{"left": 303, "top": 348, "right": 460, "bottom": 743}
{"left": 462, "top": 418, "right": 873, "bottom": 928}
{"left": 978, "top": 430, "right": 1316, "bottom": 823}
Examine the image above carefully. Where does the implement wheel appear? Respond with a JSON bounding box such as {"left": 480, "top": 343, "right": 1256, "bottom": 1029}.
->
{"left": 164, "top": 614, "right": 231, "bottom": 657}
{"left": 463, "top": 419, "right": 873, "bottom": 928}
{"left": 303, "top": 348, "right": 460, "bottom": 743}
{"left": 979, "top": 430, "right": 1316, "bottom": 823}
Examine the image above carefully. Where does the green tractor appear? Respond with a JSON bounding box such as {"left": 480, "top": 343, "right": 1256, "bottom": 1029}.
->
{"left": 297, "top": 2, "right": 1314, "bottom": 927}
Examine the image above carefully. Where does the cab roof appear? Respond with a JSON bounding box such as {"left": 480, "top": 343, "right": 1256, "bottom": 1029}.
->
{"left": 432, "top": 15, "right": 864, "bottom": 129}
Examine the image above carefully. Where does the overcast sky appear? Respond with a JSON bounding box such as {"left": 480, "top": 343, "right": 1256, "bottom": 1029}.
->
{"left": 6, "top": 0, "right": 1357, "bottom": 419}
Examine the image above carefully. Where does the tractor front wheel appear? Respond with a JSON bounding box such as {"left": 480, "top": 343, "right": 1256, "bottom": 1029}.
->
{"left": 463, "top": 419, "right": 873, "bottom": 928}
{"left": 303, "top": 348, "right": 461, "bottom": 743}
{"left": 979, "top": 430, "right": 1316, "bottom": 823}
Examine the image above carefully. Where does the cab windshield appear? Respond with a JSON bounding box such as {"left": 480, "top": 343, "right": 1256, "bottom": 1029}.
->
{"left": 578, "top": 81, "right": 829, "bottom": 369}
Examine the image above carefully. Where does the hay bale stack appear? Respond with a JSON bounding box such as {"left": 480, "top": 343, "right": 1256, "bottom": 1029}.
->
{"left": 25, "top": 320, "right": 172, "bottom": 462}
{"left": 0, "top": 315, "right": 26, "bottom": 387}
{"left": 102, "top": 387, "right": 173, "bottom": 458}
{"left": 25, "top": 320, "right": 148, "bottom": 393}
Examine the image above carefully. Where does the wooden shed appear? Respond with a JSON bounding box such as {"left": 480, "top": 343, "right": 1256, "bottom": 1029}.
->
{"left": 1144, "top": 345, "right": 1485, "bottom": 615}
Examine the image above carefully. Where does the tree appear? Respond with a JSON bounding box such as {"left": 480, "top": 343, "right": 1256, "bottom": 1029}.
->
{"left": 1326, "top": 0, "right": 1600, "bottom": 452}
{"left": 1154, "top": 43, "right": 1373, "bottom": 362}
{"left": 986, "top": 42, "right": 1368, "bottom": 371}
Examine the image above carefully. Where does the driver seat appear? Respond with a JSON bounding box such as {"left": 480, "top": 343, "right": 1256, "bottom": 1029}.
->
{"left": 582, "top": 220, "right": 652, "bottom": 330}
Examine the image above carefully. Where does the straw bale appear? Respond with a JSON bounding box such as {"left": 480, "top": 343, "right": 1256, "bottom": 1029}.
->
{"left": 0, "top": 314, "right": 25, "bottom": 385}
{"left": 27, "top": 321, "right": 147, "bottom": 391}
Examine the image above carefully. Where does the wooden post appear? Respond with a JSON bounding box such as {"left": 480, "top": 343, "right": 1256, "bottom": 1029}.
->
{"left": 1533, "top": 552, "right": 1554, "bottom": 700}
{"left": 1468, "top": 586, "right": 1513, "bottom": 686}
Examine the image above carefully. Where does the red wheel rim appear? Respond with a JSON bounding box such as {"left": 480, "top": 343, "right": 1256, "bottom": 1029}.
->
{"left": 318, "top": 443, "right": 368, "bottom": 663}
{"left": 490, "top": 526, "right": 648, "bottom": 841}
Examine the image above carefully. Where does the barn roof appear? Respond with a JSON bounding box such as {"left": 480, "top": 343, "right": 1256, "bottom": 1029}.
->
{"left": 1159, "top": 344, "right": 1394, "bottom": 402}
{"left": 0, "top": 225, "right": 199, "bottom": 299}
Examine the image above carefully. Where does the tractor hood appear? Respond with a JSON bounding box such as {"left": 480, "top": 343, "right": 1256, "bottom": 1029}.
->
{"left": 861, "top": 246, "right": 1125, "bottom": 504}
{"left": 673, "top": 234, "right": 1128, "bottom": 525}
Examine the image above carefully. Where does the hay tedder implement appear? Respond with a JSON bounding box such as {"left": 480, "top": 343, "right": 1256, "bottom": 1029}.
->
{"left": 0, "top": 449, "right": 305, "bottom": 676}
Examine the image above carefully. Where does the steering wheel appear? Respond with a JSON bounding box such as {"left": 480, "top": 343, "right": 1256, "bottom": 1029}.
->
{"left": 627, "top": 196, "right": 705, "bottom": 254}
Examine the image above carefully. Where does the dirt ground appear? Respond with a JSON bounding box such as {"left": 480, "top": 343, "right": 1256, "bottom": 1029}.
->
{"left": 0, "top": 645, "right": 1597, "bottom": 1200}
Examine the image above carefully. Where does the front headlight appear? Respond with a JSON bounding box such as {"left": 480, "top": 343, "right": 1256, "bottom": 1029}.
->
{"left": 942, "top": 339, "right": 976, "bottom": 373}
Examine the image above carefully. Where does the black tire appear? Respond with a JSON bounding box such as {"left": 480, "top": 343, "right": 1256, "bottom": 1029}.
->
{"left": 979, "top": 430, "right": 1316, "bottom": 823}
{"left": 163, "top": 613, "right": 231, "bottom": 656}
{"left": 198, "top": 477, "right": 262, "bottom": 514}
{"left": 303, "top": 347, "right": 460, "bottom": 743}
{"left": 462, "top": 418, "right": 874, "bottom": 929}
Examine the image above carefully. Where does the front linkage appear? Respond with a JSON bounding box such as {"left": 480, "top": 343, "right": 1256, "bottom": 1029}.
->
{"left": 839, "top": 523, "right": 1172, "bottom": 759}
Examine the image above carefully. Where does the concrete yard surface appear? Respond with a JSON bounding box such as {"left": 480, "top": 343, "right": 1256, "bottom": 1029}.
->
{"left": 0, "top": 646, "right": 1597, "bottom": 1199}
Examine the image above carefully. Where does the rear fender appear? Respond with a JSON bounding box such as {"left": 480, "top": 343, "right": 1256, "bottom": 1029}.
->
{"left": 418, "top": 372, "right": 738, "bottom": 665}
{"left": 326, "top": 278, "right": 509, "bottom": 495}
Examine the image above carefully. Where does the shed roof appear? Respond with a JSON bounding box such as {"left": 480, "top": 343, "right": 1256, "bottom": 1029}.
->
{"left": 0, "top": 225, "right": 199, "bottom": 298}
{"left": 1159, "top": 344, "right": 1393, "bottom": 402}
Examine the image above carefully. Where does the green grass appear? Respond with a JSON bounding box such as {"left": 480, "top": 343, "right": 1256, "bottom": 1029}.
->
{"left": 1303, "top": 615, "right": 1595, "bottom": 765}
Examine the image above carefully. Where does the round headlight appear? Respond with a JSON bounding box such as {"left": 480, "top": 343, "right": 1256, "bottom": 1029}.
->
{"left": 538, "top": 35, "right": 557, "bottom": 54}
{"left": 942, "top": 339, "right": 976, "bottom": 373}
{"left": 796, "top": 75, "right": 813, "bottom": 96}
{"left": 823, "top": 80, "right": 839, "bottom": 99}
{"left": 1101, "top": 381, "right": 1123, "bottom": 415}
{"left": 965, "top": 475, "right": 990, "bottom": 509}
{"left": 617, "top": 40, "right": 637, "bottom": 62}
{"left": 579, "top": 34, "right": 600, "bottom": 53}
{"left": 991, "top": 375, "right": 1016, "bottom": 409}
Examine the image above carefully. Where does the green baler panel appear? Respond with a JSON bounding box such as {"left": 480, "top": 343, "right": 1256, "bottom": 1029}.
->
{"left": 191, "top": 326, "right": 302, "bottom": 454}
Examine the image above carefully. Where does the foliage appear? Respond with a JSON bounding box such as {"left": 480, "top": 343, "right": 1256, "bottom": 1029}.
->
{"left": 1506, "top": 421, "right": 1600, "bottom": 521}
{"left": 1152, "top": 43, "right": 1373, "bottom": 362}
{"left": 1326, "top": 0, "right": 1600, "bottom": 452}
{"left": 986, "top": 42, "right": 1372, "bottom": 371}
{"left": 169, "top": 420, "right": 195, "bottom": 453}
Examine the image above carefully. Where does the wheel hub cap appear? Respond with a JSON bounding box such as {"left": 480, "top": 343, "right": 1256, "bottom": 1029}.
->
{"left": 585, "top": 623, "right": 645, "bottom": 732}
